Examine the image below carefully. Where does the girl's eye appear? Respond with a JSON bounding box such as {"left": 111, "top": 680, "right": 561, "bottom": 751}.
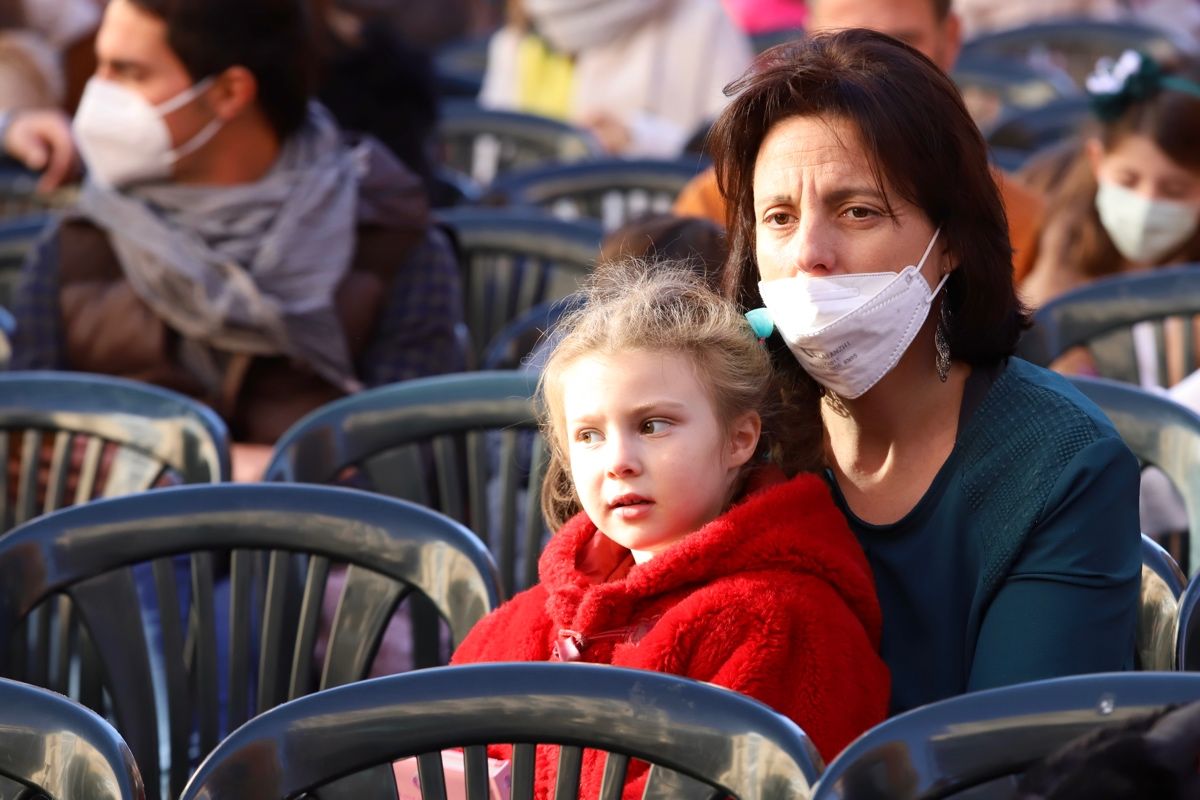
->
{"left": 575, "top": 429, "right": 602, "bottom": 444}
{"left": 641, "top": 419, "right": 671, "bottom": 435}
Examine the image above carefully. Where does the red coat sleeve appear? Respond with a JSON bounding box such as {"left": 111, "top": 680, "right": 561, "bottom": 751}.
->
{"left": 677, "top": 575, "right": 889, "bottom": 761}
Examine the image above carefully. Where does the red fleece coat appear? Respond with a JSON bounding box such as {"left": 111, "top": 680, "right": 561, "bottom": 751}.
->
{"left": 452, "top": 469, "right": 889, "bottom": 798}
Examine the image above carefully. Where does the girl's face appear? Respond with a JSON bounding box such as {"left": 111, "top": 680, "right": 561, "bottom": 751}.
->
{"left": 558, "top": 349, "right": 759, "bottom": 564}
{"left": 1089, "top": 132, "right": 1200, "bottom": 205}
{"left": 752, "top": 114, "right": 949, "bottom": 287}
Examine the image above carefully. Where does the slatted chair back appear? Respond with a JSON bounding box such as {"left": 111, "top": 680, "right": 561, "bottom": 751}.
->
{"left": 479, "top": 294, "right": 581, "bottom": 371}
{"left": 180, "top": 662, "right": 824, "bottom": 800}
{"left": 1066, "top": 375, "right": 1200, "bottom": 575}
{"left": 959, "top": 18, "right": 1196, "bottom": 90}
{"left": 439, "top": 207, "right": 600, "bottom": 362}
{"left": 1017, "top": 266, "right": 1200, "bottom": 390}
{"left": 437, "top": 102, "right": 603, "bottom": 185}
{"left": 1140, "top": 533, "right": 1187, "bottom": 671}
{"left": 0, "top": 677, "right": 144, "bottom": 800}
{"left": 488, "top": 158, "right": 706, "bottom": 231}
{"left": 984, "top": 95, "right": 1091, "bottom": 164}
{"left": 0, "top": 306, "right": 12, "bottom": 371}
{"left": 264, "top": 370, "right": 546, "bottom": 597}
{"left": 812, "top": 672, "right": 1200, "bottom": 799}
{"left": 0, "top": 371, "right": 230, "bottom": 533}
{"left": 0, "top": 483, "right": 501, "bottom": 800}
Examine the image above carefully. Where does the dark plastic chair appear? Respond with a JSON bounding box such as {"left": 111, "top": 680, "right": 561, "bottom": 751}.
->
{"left": 0, "top": 371, "right": 231, "bottom": 533}
{"left": 437, "top": 101, "right": 603, "bottom": 185}
{"left": 0, "top": 677, "right": 144, "bottom": 799}
{"left": 1017, "top": 266, "right": 1200, "bottom": 388}
{"left": 479, "top": 294, "right": 582, "bottom": 371}
{"left": 438, "top": 207, "right": 601, "bottom": 362}
{"left": 488, "top": 157, "right": 707, "bottom": 231}
{"left": 180, "top": 662, "right": 823, "bottom": 800}
{"left": 1065, "top": 375, "right": 1200, "bottom": 574}
{"left": 953, "top": 52, "right": 1077, "bottom": 131}
{"left": 960, "top": 18, "right": 1198, "bottom": 90}
{"left": 0, "top": 305, "right": 12, "bottom": 370}
{"left": 1140, "top": 534, "right": 1187, "bottom": 671}
{"left": 812, "top": 671, "right": 1200, "bottom": 800}
{"left": 432, "top": 36, "right": 489, "bottom": 100}
{"left": 984, "top": 95, "right": 1091, "bottom": 162}
{"left": 0, "top": 483, "right": 501, "bottom": 800}
{"left": 265, "top": 370, "right": 546, "bottom": 596}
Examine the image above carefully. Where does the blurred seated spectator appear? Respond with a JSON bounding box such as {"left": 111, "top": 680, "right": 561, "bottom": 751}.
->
{"left": 673, "top": 0, "right": 1046, "bottom": 285}
{"left": 479, "top": 0, "right": 753, "bottom": 157}
{"left": 721, "top": 0, "right": 807, "bottom": 35}
{"left": 9, "top": 0, "right": 465, "bottom": 466}
{"left": 312, "top": 0, "right": 439, "bottom": 187}
{"left": 1, "top": 107, "right": 78, "bottom": 192}
{"left": 1021, "top": 51, "right": 1200, "bottom": 313}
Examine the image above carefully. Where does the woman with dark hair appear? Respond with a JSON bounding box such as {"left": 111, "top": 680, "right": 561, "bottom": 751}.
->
{"left": 711, "top": 28, "right": 1141, "bottom": 714}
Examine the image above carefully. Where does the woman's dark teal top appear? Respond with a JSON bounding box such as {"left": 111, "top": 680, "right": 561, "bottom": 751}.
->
{"left": 827, "top": 357, "right": 1142, "bottom": 715}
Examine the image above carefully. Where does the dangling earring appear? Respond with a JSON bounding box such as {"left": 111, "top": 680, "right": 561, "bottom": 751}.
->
{"left": 935, "top": 294, "right": 951, "bottom": 383}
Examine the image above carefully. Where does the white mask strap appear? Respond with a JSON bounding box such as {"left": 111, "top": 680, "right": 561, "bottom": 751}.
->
{"left": 154, "top": 75, "right": 215, "bottom": 116}
{"left": 170, "top": 117, "right": 223, "bottom": 162}
{"left": 930, "top": 270, "right": 951, "bottom": 300}
{"left": 915, "top": 227, "right": 941, "bottom": 271}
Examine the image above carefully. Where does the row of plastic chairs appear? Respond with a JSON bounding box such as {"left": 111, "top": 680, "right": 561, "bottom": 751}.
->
{"left": 7, "top": 661, "right": 1200, "bottom": 799}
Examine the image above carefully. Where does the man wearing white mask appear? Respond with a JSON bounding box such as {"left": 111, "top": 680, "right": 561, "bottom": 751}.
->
{"left": 10, "top": 0, "right": 465, "bottom": 466}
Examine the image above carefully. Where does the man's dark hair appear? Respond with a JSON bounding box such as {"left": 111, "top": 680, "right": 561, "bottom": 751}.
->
{"left": 129, "top": 0, "right": 315, "bottom": 140}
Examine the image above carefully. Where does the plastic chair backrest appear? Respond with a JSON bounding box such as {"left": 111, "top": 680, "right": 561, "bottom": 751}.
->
{"left": 953, "top": 52, "right": 1077, "bottom": 131}
{"left": 812, "top": 671, "right": 1200, "bottom": 799}
{"left": 960, "top": 17, "right": 1197, "bottom": 89}
{"left": 0, "top": 483, "right": 501, "bottom": 800}
{"left": 985, "top": 95, "right": 1091, "bottom": 159}
{"left": 1017, "top": 266, "right": 1200, "bottom": 388}
{"left": 480, "top": 294, "right": 582, "bottom": 371}
{"left": 1140, "top": 533, "right": 1186, "bottom": 671}
{"left": 488, "top": 157, "right": 706, "bottom": 231}
{"left": 439, "top": 207, "right": 600, "bottom": 362}
{"left": 1066, "top": 375, "right": 1200, "bottom": 574}
{"left": 437, "top": 102, "right": 603, "bottom": 185}
{"left": 0, "top": 371, "right": 231, "bottom": 533}
{"left": 432, "top": 36, "right": 489, "bottom": 100}
{"left": 180, "top": 662, "right": 823, "bottom": 800}
{"left": 264, "top": 370, "right": 546, "bottom": 596}
{"left": 0, "top": 677, "right": 144, "bottom": 800}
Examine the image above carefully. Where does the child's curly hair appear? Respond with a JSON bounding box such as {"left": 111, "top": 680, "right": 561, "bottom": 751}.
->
{"left": 537, "top": 257, "right": 824, "bottom": 530}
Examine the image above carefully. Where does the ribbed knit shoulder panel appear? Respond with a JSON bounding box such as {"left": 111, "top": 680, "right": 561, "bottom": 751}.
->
{"left": 957, "top": 359, "right": 1113, "bottom": 598}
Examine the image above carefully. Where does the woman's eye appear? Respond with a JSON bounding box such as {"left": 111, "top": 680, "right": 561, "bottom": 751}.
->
{"left": 641, "top": 419, "right": 670, "bottom": 435}
{"left": 764, "top": 211, "right": 793, "bottom": 226}
{"left": 844, "top": 206, "right": 875, "bottom": 219}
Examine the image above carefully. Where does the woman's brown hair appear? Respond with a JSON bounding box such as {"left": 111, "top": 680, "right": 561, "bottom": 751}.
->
{"left": 710, "top": 28, "right": 1028, "bottom": 366}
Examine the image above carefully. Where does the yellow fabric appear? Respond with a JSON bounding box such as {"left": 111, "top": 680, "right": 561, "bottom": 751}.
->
{"left": 515, "top": 34, "right": 574, "bottom": 120}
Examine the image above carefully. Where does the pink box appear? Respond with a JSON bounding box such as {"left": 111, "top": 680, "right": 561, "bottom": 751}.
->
{"left": 393, "top": 750, "right": 512, "bottom": 800}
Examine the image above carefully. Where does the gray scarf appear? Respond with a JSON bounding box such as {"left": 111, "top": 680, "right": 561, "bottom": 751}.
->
{"left": 524, "top": 0, "right": 675, "bottom": 54}
{"left": 78, "top": 102, "right": 370, "bottom": 394}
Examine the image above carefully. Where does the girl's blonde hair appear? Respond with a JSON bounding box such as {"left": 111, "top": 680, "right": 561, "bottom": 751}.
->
{"left": 537, "top": 258, "right": 824, "bottom": 530}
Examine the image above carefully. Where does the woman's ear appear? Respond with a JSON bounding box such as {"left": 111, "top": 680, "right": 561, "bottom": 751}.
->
{"left": 727, "top": 411, "right": 762, "bottom": 469}
{"left": 208, "top": 66, "right": 258, "bottom": 122}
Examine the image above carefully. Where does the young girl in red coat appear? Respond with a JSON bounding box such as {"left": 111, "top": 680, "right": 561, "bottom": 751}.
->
{"left": 451, "top": 260, "right": 888, "bottom": 794}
